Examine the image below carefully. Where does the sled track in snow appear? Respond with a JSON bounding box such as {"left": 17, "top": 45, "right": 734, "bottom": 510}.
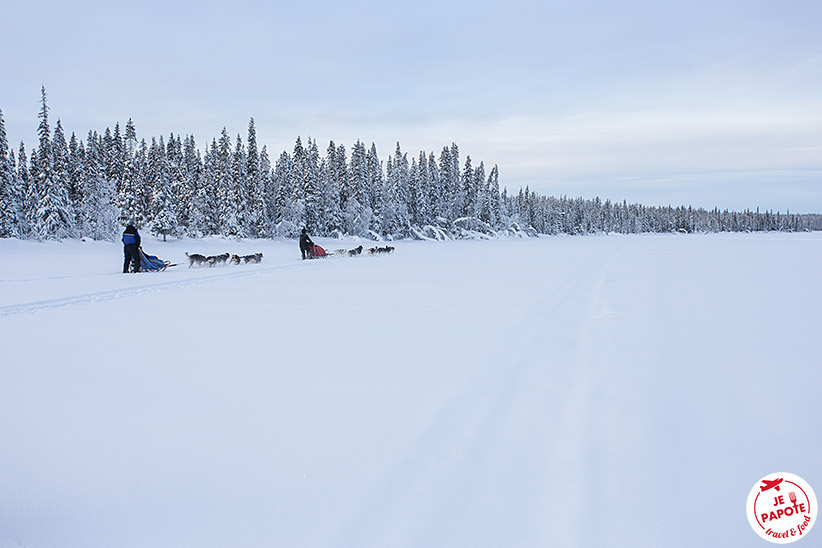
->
{"left": 0, "top": 262, "right": 309, "bottom": 317}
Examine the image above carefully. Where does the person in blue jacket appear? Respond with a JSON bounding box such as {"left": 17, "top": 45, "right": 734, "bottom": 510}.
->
{"left": 122, "top": 224, "right": 141, "bottom": 273}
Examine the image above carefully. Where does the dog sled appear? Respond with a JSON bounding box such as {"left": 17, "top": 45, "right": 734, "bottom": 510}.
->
{"left": 308, "top": 243, "right": 327, "bottom": 259}
{"left": 139, "top": 248, "right": 175, "bottom": 271}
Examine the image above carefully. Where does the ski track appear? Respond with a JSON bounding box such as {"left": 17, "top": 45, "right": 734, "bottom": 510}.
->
{"left": 0, "top": 262, "right": 309, "bottom": 317}
{"left": 333, "top": 246, "right": 625, "bottom": 548}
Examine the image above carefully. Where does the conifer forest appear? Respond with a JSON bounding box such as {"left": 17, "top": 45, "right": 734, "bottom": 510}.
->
{"left": 1, "top": 88, "right": 819, "bottom": 242}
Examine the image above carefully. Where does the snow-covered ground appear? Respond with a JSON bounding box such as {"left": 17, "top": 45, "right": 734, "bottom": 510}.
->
{"left": 1, "top": 232, "right": 820, "bottom": 548}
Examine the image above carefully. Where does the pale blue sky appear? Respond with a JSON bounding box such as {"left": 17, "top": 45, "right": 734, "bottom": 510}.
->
{"left": 2, "top": 0, "right": 820, "bottom": 212}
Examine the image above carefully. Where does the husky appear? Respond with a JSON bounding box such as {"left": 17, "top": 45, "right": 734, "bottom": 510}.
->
{"left": 229, "top": 254, "right": 242, "bottom": 265}
{"left": 348, "top": 245, "right": 363, "bottom": 257}
{"left": 369, "top": 246, "right": 395, "bottom": 255}
{"left": 242, "top": 253, "right": 263, "bottom": 264}
{"left": 185, "top": 252, "right": 208, "bottom": 268}
{"left": 206, "top": 253, "right": 230, "bottom": 267}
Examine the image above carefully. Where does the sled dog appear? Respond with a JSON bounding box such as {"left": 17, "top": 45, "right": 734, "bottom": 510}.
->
{"left": 185, "top": 252, "right": 208, "bottom": 268}
{"left": 206, "top": 253, "right": 230, "bottom": 267}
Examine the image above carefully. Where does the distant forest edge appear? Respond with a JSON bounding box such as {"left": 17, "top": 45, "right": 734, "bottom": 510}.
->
{"left": 1, "top": 88, "right": 820, "bottom": 242}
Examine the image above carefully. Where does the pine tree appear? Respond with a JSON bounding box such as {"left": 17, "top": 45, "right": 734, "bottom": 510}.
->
{"left": 437, "top": 145, "right": 454, "bottom": 220}
{"left": 321, "top": 141, "right": 343, "bottom": 234}
{"left": 272, "top": 150, "right": 292, "bottom": 227}
{"left": 166, "top": 134, "right": 188, "bottom": 231}
{"left": 426, "top": 152, "right": 441, "bottom": 223}
{"left": 81, "top": 131, "right": 118, "bottom": 240}
{"left": 260, "top": 145, "right": 274, "bottom": 236}
{"left": 0, "top": 108, "right": 19, "bottom": 237}
{"left": 302, "top": 138, "right": 321, "bottom": 234}
{"left": 414, "top": 151, "right": 430, "bottom": 226}
{"left": 216, "top": 129, "right": 239, "bottom": 236}
{"left": 52, "top": 119, "right": 76, "bottom": 235}
{"left": 487, "top": 165, "right": 500, "bottom": 227}
{"left": 344, "top": 140, "right": 367, "bottom": 234}
{"left": 149, "top": 136, "right": 178, "bottom": 240}
{"left": 246, "top": 118, "right": 267, "bottom": 237}
{"left": 34, "top": 87, "right": 73, "bottom": 239}
{"left": 67, "top": 132, "right": 85, "bottom": 228}
{"left": 366, "top": 143, "right": 383, "bottom": 233}
{"left": 230, "top": 133, "right": 249, "bottom": 237}
{"left": 18, "top": 142, "right": 33, "bottom": 236}
{"left": 473, "top": 160, "right": 486, "bottom": 221}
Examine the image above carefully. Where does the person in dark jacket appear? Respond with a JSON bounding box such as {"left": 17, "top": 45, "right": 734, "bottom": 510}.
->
{"left": 299, "top": 228, "right": 314, "bottom": 260}
{"left": 122, "top": 224, "right": 141, "bottom": 273}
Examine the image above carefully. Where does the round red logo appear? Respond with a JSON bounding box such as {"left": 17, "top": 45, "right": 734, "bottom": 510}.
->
{"left": 747, "top": 473, "right": 817, "bottom": 543}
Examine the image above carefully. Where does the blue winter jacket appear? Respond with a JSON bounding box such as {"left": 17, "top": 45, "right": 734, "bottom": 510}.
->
{"left": 122, "top": 232, "right": 140, "bottom": 246}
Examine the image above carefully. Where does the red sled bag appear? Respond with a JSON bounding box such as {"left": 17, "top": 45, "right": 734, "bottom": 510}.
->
{"left": 310, "top": 244, "right": 327, "bottom": 258}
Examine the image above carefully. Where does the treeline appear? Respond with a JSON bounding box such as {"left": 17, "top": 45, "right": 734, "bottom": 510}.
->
{"left": 1, "top": 88, "right": 819, "bottom": 242}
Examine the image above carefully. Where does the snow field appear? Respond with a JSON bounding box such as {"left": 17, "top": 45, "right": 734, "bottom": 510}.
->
{"left": 1, "top": 232, "right": 820, "bottom": 548}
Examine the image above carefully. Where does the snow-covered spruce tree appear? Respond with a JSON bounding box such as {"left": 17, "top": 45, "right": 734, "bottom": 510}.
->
{"left": 366, "top": 143, "right": 383, "bottom": 234}
{"left": 425, "top": 152, "right": 441, "bottom": 224}
{"left": 487, "top": 164, "right": 501, "bottom": 227}
{"left": 106, "top": 124, "right": 124, "bottom": 216}
{"left": 437, "top": 145, "right": 456, "bottom": 221}
{"left": 246, "top": 118, "right": 268, "bottom": 238}
{"left": 78, "top": 132, "right": 98, "bottom": 236}
{"left": 133, "top": 138, "right": 151, "bottom": 228}
{"left": 67, "top": 132, "right": 85, "bottom": 229}
{"left": 18, "top": 142, "right": 34, "bottom": 237}
{"left": 167, "top": 134, "right": 191, "bottom": 232}
{"left": 286, "top": 136, "right": 307, "bottom": 231}
{"left": 413, "top": 151, "right": 430, "bottom": 227}
{"left": 331, "top": 142, "right": 349, "bottom": 225}
{"left": 148, "top": 137, "right": 178, "bottom": 241}
{"left": 215, "top": 129, "right": 240, "bottom": 236}
{"left": 230, "top": 133, "right": 249, "bottom": 237}
{"left": 457, "top": 155, "right": 474, "bottom": 218}
{"left": 0, "top": 108, "right": 20, "bottom": 237}
{"left": 383, "top": 142, "right": 409, "bottom": 236}
{"left": 51, "top": 119, "right": 77, "bottom": 236}
{"left": 197, "top": 140, "right": 220, "bottom": 236}
{"left": 343, "top": 140, "right": 366, "bottom": 235}
{"left": 302, "top": 138, "right": 321, "bottom": 234}
{"left": 182, "top": 135, "right": 207, "bottom": 237}
{"left": 119, "top": 119, "right": 140, "bottom": 225}
{"left": 271, "top": 150, "right": 291, "bottom": 232}
{"left": 259, "top": 145, "right": 274, "bottom": 236}
{"left": 320, "top": 141, "right": 343, "bottom": 235}
{"left": 34, "top": 88, "right": 73, "bottom": 240}
{"left": 82, "top": 130, "right": 118, "bottom": 240}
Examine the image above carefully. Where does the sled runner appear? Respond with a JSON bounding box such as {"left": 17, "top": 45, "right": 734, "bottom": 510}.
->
{"left": 139, "top": 248, "right": 175, "bottom": 271}
{"left": 308, "top": 243, "right": 327, "bottom": 259}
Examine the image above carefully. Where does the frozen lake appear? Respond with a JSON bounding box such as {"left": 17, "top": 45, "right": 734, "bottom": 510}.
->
{"left": 1, "top": 232, "right": 820, "bottom": 548}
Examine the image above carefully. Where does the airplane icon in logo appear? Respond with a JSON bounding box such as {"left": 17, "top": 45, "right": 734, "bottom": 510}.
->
{"left": 760, "top": 478, "right": 784, "bottom": 492}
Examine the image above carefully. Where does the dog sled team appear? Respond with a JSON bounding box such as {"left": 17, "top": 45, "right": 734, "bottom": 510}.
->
{"left": 184, "top": 252, "right": 263, "bottom": 268}
{"left": 300, "top": 227, "right": 395, "bottom": 260}
{"left": 330, "top": 245, "right": 394, "bottom": 256}
{"left": 122, "top": 224, "right": 393, "bottom": 273}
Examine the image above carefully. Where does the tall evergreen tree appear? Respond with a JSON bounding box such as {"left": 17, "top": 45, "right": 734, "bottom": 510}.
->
{"left": 321, "top": 140, "right": 343, "bottom": 234}
{"left": 231, "top": 133, "right": 248, "bottom": 237}
{"left": 366, "top": 143, "right": 383, "bottom": 233}
{"left": 216, "top": 128, "right": 239, "bottom": 236}
{"left": 0, "top": 109, "right": 19, "bottom": 237}
{"left": 34, "top": 87, "right": 73, "bottom": 239}
{"left": 302, "top": 138, "right": 322, "bottom": 233}
{"left": 246, "top": 118, "right": 267, "bottom": 237}
{"left": 148, "top": 136, "right": 178, "bottom": 240}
